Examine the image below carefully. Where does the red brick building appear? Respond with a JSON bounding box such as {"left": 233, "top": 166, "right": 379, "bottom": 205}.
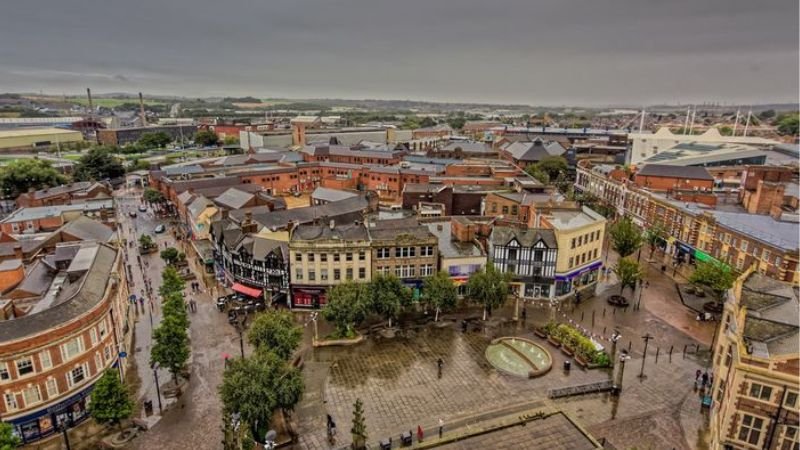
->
{"left": 633, "top": 164, "right": 715, "bottom": 192}
{"left": 15, "top": 182, "right": 111, "bottom": 208}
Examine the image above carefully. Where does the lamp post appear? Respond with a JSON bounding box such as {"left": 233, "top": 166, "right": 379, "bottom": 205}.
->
{"left": 610, "top": 330, "right": 621, "bottom": 368}
{"left": 59, "top": 421, "right": 72, "bottom": 450}
{"left": 639, "top": 333, "right": 654, "bottom": 378}
{"left": 151, "top": 362, "right": 163, "bottom": 414}
{"left": 614, "top": 350, "right": 631, "bottom": 394}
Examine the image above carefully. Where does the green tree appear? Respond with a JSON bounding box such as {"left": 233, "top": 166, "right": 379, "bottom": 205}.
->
{"left": 609, "top": 217, "right": 644, "bottom": 259}
{"left": 419, "top": 117, "right": 437, "bottom": 128}
{"left": 776, "top": 113, "right": 799, "bottom": 136}
{"left": 446, "top": 116, "right": 466, "bottom": 130}
{"left": 535, "top": 156, "right": 569, "bottom": 181}
{"left": 689, "top": 261, "right": 736, "bottom": 306}
{"left": 138, "top": 234, "right": 154, "bottom": 249}
{"left": 223, "top": 135, "right": 239, "bottom": 145}
{"left": 0, "top": 422, "right": 21, "bottom": 450}
{"left": 467, "top": 264, "right": 512, "bottom": 320}
{"left": 351, "top": 398, "right": 367, "bottom": 450}
{"left": 73, "top": 147, "right": 125, "bottom": 181}
{"left": 247, "top": 310, "right": 302, "bottom": 361}
{"left": 368, "top": 274, "right": 413, "bottom": 328}
{"left": 758, "top": 109, "right": 776, "bottom": 120}
{"left": 718, "top": 126, "right": 733, "bottom": 136}
{"left": 160, "top": 247, "right": 179, "bottom": 265}
{"left": 162, "top": 291, "right": 189, "bottom": 330}
{"left": 322, "top": 281, "right": 369, "bottom": 338}
{"left": 525, "top": 165, "right": 550, "bottom": 184}
{"left": 0, "top": 158, "right": 66, "bottom": 198}
{"left": 159, "top": 266, "right": 186, "bottom": 298}
{"left": 644, "top": 222, "right": 667, "bottom": 258}
{"left": 195, "top": 130, "right": 220, "bottom": 147}
{"left": 421, "top": 271, "right": 458, "bottom": 322}
{"left": 89, "top": 369, "right": 134, "bottom": 432}
{"left": 150, "top": 315, "right": 190, "bottom": 385}
{"left": 138, "top": 131, "right": 172, "bottom": 148}
{"left": 613, "top": 259, "right": 642, "bottom": 296}
{"left": 219, "top": 351, "right": 304, "bottom": 439}
{"left": 143, "top": 188, "right": 165, "bottom": 205}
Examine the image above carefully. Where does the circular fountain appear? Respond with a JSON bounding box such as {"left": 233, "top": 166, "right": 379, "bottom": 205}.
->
{"left": 485, "top": 337, "right": 552, "bottom": 378}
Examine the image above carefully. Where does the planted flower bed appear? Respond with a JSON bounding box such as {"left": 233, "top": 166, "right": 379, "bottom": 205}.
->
{"left": 543, "top": 321, "right": 611, "bottom": 369}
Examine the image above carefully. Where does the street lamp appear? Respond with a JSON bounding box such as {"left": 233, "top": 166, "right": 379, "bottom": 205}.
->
{"left": 151, "top": 362, "right": 163, "bottom": 414}
{"left": 58, "top": 421, "right": 72, "bottom": 450}
{"left": 610, "top": 330, "right": 621, "bottom": 368}
{"left": 613, "top": 350, "right": 631, "bottom": 394}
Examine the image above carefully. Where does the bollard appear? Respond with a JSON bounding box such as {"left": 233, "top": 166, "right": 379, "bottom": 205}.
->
{"left": 628, "top": 341, "right": 632, "bottom": 352}
{"left": 603, "top": 326, "right": 607, "bottom": 335}
{"left": 592, "top": 311, "right": 595, "bottom": 327}
{"left": 669, "top": 345, "right": 673, "bottom": 362}
{"left": 613, "top": 308, "right": 616, "bottom": 316}
{"left": 655, "top": 347, "right": 660, "bottom": 364}
{"left": 603, "top": 308, "right": 606, "bottom": 317}
{"left": 695, "top": 344, "right": 700, "bottom": 354}
{"left": 683, "top": 344, "right": 687, "bottom": 358}
{"left": 581, "top": 311, "right": 584, "bottom": 322}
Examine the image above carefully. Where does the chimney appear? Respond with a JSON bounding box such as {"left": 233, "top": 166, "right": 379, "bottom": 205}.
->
{"left": 86, "top": 88, "right": 94, "bottom": 119}
{"left": 138, "top": 92, "right": 147, "bottom": 127}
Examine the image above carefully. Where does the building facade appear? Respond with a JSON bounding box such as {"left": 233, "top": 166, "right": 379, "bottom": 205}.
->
{"left": 289, "top": 222, "right": 372, "bottom": 308}
{"left": 709, "top": 269, "right": 799, "bottom": 450}
{"left": 368, "top": 219, "right": 438, "bottom": 298}
{"left": 489, "top": 227, "right": 558, "bottom": 299}
{"left": 0, "top": 243, "right": 133, "bottom": 444}
{"left": 545, "top": 207, "right": 607, "bottom": 297}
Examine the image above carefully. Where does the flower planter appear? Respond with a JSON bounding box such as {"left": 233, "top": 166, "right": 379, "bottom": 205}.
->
{"left": 534, "top": 328, "right": 548, "bottom": 339}
{"left": 561, "top": 346, "right": 574, "bottom": 357}
{"left": 574, "top": 355, "right": 589, "bottom": 368}
{"left": 547, "top": 336, "right": 561, "bottom": 348}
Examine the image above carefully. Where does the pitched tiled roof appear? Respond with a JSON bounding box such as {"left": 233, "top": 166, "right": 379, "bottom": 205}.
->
{"left": 636, "top": 164, "right": 713, "bottom": 181}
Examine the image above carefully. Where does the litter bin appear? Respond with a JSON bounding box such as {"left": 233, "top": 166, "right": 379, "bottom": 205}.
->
{"left": 563, "top": 360, "right": 571, "bottom": 371}
{"left": 144, "top": 400, "right": 153, "bottom": 416}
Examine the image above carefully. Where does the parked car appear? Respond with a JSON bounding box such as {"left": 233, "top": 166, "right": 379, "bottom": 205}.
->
{"left": 154, "top": 224, "right": 166, "bottom": 233}
{"left": 138, "top": 205, "right": 148, "bottom": 212}
{"left": 128, "top": 211, "right": 137, "bottom": 218}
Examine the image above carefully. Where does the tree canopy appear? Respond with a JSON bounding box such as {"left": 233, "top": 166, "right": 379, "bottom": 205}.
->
{"left": 194, "top": 130, "right": 220, "bottom": 147}
{"left": 645, "top": 222, "right": 667, "bottom": 256}
{"left": 247, "top": 310, "right": 302, "bottom": 361}
{"left": 138, "top": 131, "right": 172, "bottom": 148}
{"left": 421, "top": 271, "right": 458, "bottom": 321}
{"left": 609, "top": 217, "right": 644, "bottom": 258}
{"left": 689, "top": 261, "right": 736, "bottom": 304}
{"left": 323, "top": 281, "right": 369, "bottom": 338}
{"left": 89, "top": 369, "right": 134, "bottom": 431}
{"left": 368, "top": 274, "right": 413, "bottom": 327}
{"left": 138, "top": 234, "right": 154, "bottom": 249}
{"left": 150, "top": 315, "right": 190, "bottom": 384}
{"left": 467, "top": 264, "right": 512, "bottom": 320}
{"left": 73, "top": 147, "right": 125, "bottom": 181}
{"left": 219, "top": 350, "right": 304, "bottom": 438}
{"left": 614, "top": 259, "right": 642, "bottom": 295}
{"left": 776, "top": 113, "right": 799, "bottom": 136}
{"left": 0, "top": 422, "right": 21, "bottom": 450}
{"left": 160, "top": 247, "right": 179, "bottom": 265}
{"left": 144, "top": 188, "right": 165, "bottom": 204}
{"left": 535, "top": 156, "right": 569, "bottom": 181}
{"left": 159, "top": 266, "right": 186, "bottom": 298}
{"left": 0, "top": 159, "right": 66, "bottom": 198}
{"left": 351, "top": 398, "right": 368, "bottom": 450}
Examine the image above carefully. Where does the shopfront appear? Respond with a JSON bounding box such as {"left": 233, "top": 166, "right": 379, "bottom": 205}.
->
{"left": 291, "top": 286, "right": 327, "bottom": 308}
{"left": 8, "top": 383, "right": 95, "bottom": 444}
{"left": 555, "top": 261, "right": 602, "bottom": 297}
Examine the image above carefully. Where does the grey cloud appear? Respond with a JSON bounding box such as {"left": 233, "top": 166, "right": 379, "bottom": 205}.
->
{"left": 0, "top": 0, "right": 796, "bottom": 105}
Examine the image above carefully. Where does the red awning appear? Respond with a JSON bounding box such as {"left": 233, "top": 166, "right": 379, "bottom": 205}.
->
{"left": 231, "top": 283, "right": 262, "bottom": 298}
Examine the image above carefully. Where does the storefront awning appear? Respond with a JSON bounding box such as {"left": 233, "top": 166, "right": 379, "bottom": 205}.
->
{"left": 232, "top": 283, "right": 262, "bottom": 298}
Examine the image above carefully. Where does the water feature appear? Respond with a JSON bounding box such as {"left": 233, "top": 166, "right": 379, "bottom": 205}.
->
{"left": 485, "top": 337, "right": 552, "bottom": 378}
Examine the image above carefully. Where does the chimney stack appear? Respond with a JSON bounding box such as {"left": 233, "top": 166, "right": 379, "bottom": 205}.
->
{"left": 139, "top": 92, "right": 147, "bottom": 127}
{"left": 86, "top": 88, "right": 94, "bottom": 119}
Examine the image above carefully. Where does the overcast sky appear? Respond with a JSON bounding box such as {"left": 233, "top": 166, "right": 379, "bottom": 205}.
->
{"left": 1, "top": 0, "right": 797, "bottom": 106}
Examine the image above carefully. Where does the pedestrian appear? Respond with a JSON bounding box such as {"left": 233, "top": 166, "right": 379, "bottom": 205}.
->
{"left": 521, "top": 307, "right": 527, "bottom": 321}
{"left": 437, "top": 358, "right": 443, "bottom": 379}
{"left": 417, "top": 425, "right": 424, "bottom": 442}
{"left": 695, "top": 369, "right": 701, "bottom": 381}
{"left": 438, "top": 418, "right": 444, "bottom": 439}
{"left": 139, "top": 297, "right": 144, "bottom": 310}
{"left": 701, "top": 371, "right": 709, "bottom": 387}
{"left": 645, "top": 280, "right": 650, "bottom": 288}
{"left": 191, "top": 299, "right": 197, "bottom": 312}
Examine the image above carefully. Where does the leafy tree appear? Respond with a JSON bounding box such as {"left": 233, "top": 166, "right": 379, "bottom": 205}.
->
{"left": 776, "top": 113, "right": 799, "bottom": 136}
{"left": 419, "top": 117, "right": 437, "bottom": 128}
{"left": 421, "top": 271, "right": 458, "bottom": 322}
{"left": 525, "top": 165, "right": 550, "bottom": 184}
{"left": 0, "top": 159, "right": 66, "bottom": 198}
{"left": 401, "top": 117, "right": 420, "bottom": 130}
{"left": 150, "top": 315, "right": 190, "bottom": 385}
{"left": 162, "top": 291, "right": 189, "bottom": 329}
{"left": 159, "top": 266, "right": 186, "bottom": 298}
{"left": 644, "top": 222, "right": 667, "bottom": 257}
{"left": 535, "top": 156, "right": 569, "bottom": 181}
{"left": 446, "top": 116, "right": 466, "bottom": 130}
{"left": 223, "top": 135, "right": 239, "bottom": 145}
{"left": 323, "top": 281, "right": 369, "bottom": 338}
{"left": 143, "top": 188, "right": 165, "bottom": 205}
{"left": 609, "top": 217, "right": 644, "bottom": 258}
{"left": 160, "top": 247, "right": 179, "bottom": 265}
{"left": 718, "top": 126, "right": 733, "bottom": 136}
{"left": 73, "top": 147, "right": 125, "bottom": 181}
{"left": 758, "top": 109, "right": 776, "bottom": 120}
{"left": 0, "top": 422, "right": 21, "bottom": 450}
{"left": 219, "top": 351, "right": 304, "bottom": 439}
{"left": 351, "top": 398, "right": 367, "bottom": 450}
{"left": 247, "top": 310, "right": 302, "bottom": 361}
{"left": 89, "top": 369, "right": 134, "bottom": 432}
{"left": 368, "top": 274, "right": 413, "bottom": 328}
{"left": 689, "top": 261, "right": 736, "bottom": 305}
{"left": 138, "top": 132, "right": 172, "bottom": 148}
{"left": 467, "top": 264, "right": 512, "bottom": 320}
{"left": 195, "top": 130, "right": 220, "bottom": 147}
{"left": 613, "top": 259, "right": 642, "bottom": 296}
{"left": 138, "top": 234, "right": 154, "bottom": 249}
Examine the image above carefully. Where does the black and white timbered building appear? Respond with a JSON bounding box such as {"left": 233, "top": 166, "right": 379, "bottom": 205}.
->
{"left": 489, "top": 227, "right": 558, "bottom": 299}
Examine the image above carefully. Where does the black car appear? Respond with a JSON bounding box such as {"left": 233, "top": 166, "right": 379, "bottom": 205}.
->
{"left": 128, "top": 211, "right": 137, "bottom": 218}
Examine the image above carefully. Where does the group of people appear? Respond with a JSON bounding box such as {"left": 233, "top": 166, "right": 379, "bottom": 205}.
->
{"left": 695, "top": 369, "right": 713, "bottom": 389}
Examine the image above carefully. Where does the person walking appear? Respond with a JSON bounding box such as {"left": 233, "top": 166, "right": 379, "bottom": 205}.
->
{"left": 417, "top": 425, "right": 424, "bottom": 442}
{"left": 437, "top": 358, "right": 444, "bottom": 379}
{"left": 438, "top": 418, "right": 444, "bottom": 439}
